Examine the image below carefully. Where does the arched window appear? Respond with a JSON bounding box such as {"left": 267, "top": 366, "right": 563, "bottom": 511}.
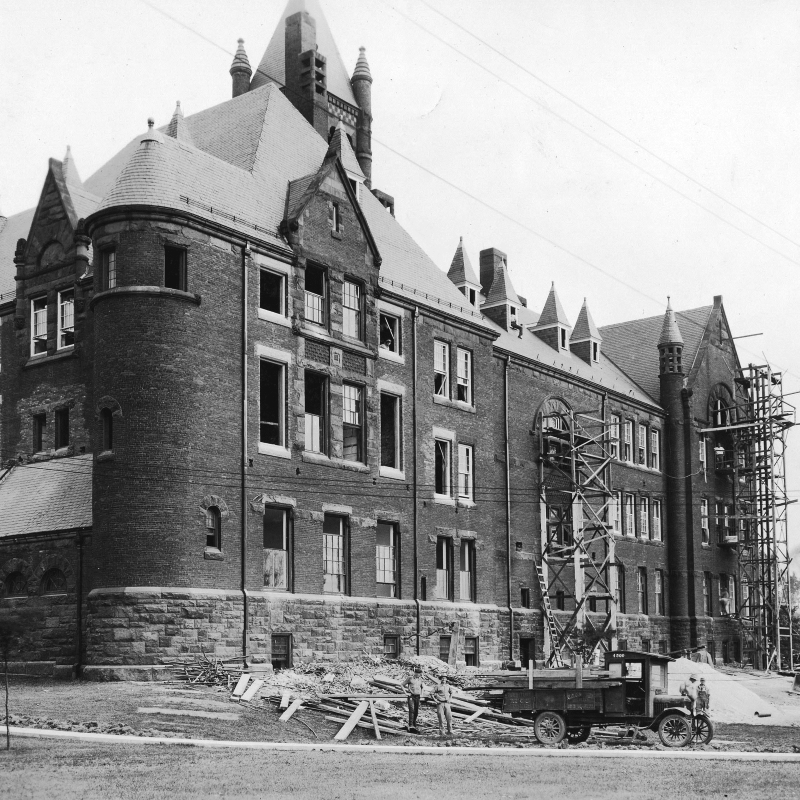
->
{"left": 4, "top": 572, "right": 28, "bottom": 598}
{"left": 101, "top": 408, "right": 113, "bottom": 451}
{"left": 206, "top": 506, "right": 222, "bottom": 550}
{"left": 40, "top": 568, "right": 67, "bottom": 595}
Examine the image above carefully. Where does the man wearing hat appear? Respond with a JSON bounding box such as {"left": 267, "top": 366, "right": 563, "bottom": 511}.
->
{"left": 402, "top": 665, "right": 424, "bottom": 731}
{"left": 680, "top": 674, "right": 699, "bottom": 714}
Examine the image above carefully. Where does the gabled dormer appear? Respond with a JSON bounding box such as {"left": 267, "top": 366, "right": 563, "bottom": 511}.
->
{"left": 447, "top": 237, "right": 481, "bottom": 309}
{"left": 327, "top": 122, "right": 366, "bottom": 203}
{"left": 530, "top": 282, "right": 571, "bottom": 352}
{"left": 570, "top": 298, "right": 602, "bottom": 364}
{"left": 479, "top": 253, "right": 522, "bottom": 331}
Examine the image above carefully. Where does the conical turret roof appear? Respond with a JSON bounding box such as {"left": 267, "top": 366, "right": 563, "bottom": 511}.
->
{"left": 485, "top": 258, "right": 521, "bottom": 306}
{"left": 447, "top": 237, "right": 480, "bottom": 286}
{"left": 571, "top": 298, "right": 601, "bottom": 341}
{"left": 537, "top": 282, "right": 571, "bottom": 327}
{"left": 658, "top": 299, "right": 684, "bottom": 346}
{"left": 230, "top": 38, "right": 252, "bottom": 76}
{"left": 352, "top": 46, "right": 372, "bottom": 83}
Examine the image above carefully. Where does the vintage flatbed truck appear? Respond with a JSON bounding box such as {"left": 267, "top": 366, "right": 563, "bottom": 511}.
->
{"left": 484, "top": 650, "right": 713, "bottom": 747}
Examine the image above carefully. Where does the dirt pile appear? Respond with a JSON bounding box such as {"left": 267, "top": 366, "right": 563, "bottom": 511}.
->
{"left": 667, "top": 658, "right": 781, "bottom": 724}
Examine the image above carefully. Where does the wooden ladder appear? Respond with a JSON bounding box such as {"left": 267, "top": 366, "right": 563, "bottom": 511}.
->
{"left": 535, "top": 563, "right": 564, "bottom": 668}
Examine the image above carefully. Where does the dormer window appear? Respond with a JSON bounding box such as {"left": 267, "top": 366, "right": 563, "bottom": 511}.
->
{"left": 468, "top": 288, "right": 476, "bottom": 306}
{"left": 592, "top": 341, "right": 599, "bottom": 362}
{"left": 560, "top": 328, "right": 567, "bottom": 349}
{"left": 509, "top": 305, "right": 517, "bottom": 322}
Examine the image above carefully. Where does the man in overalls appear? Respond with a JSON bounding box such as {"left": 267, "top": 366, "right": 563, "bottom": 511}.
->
{"left": 402, "top": 665, "right": 424, "bottom": 732}
{"left": 433, "top": 674, "right": 454, "bottom": 736}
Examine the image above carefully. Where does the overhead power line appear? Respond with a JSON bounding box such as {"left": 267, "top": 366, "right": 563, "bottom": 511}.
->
{"left": 417, "top": 0, "right": 800, "bottom": 253}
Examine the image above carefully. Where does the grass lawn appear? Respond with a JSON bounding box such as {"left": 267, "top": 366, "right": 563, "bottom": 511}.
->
{"left": 2, "top": 738, "right": 800, "bottom": 800}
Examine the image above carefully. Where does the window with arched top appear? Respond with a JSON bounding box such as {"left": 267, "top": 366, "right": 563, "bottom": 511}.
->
{"left": 40, "top": 568, "right": 67, "bottom": 595}
{"left": 4, "top": 572, "right": 28, "bottom": 598}
{"left": 206, "top": 506, "right": 222, "bottom": 550}
{"left": 100, "top": 407, "right": 113, "bottom": 451}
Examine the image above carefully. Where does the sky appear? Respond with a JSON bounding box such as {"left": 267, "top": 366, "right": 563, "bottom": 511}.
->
{"left": 2, "top": 0, "right": 799, "bottom": 566}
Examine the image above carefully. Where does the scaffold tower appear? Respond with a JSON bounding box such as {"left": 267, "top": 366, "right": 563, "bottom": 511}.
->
{"left": 704, "top": 363, "right": 795, "bottom": 670}
{"left": 536, "top": 398, "right": 617, "bottom": 667}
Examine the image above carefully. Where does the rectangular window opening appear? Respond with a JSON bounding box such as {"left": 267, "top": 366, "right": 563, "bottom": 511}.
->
{"left": 459, "top": 539, "right": 475, "bottom": 602}
{"left": 342, "top": 383, "right": 364, "bottom": 463}
{"left": 434, "top": 438, "right": 451, "bottom": 497}
{"left": 520, "top": 587, "right": 531, "bottom": 609}
{"left": 637, "top": 568, "right": 648, "bottom": 615}
{"left": 379, "top": 313, "right": 400, "bottom": 354}
{"left": 263, "top": 507, "right": 290, "bottom": 590}
{"left": 31, "top": 297, "right": 48, "bottom": 355}
{"left": 54, "top": 408, "right": 69, "bottom": 449}
{"left": 102, "top": 248, "right": 117, "bottom": 290}
{"left": 343, "top": 280, "right": 362, "bottom": 340}
{"left": 434, "top": 341, "right": 450, "bottom": 397}
{"left": 376, "top": 521, "right": 398, "bottom": 598}
{"left": 457, "top": 443, "right": 473, "bottom": 502}
{"left": 323, "top": 514, "right": 347, "bottom": 594}
{"left": 435, "top": 536, "right": 452, "bottom": 600}
{"left": 383, "top": 635, "right": 399, "bottom": 659}
{"left": 271, "top": 634, "right": 292, "bottom": 671}
{"left": 33, "top": 413, "right": 46, "bottom": 452}
{"left": 464, "top": 636, "right": 479, "bottom": 667}
{"left": 456, "top": 348, "right": 472, "bottom": 404}
{"left": 304, "top": 371, "right": 327, "bottom": 454}
{"left": 304, "top": 264, "right": 326, "bottom": 326}
{"left": 380, "top": 394, "right": 401, "bottom": 470}
{"left": 259, "top": 269, "right": 285, "bottom": 315}
{"left": 260, "top": 360, "right": 285, "bottom": 447}
{"left": 439, "top": 635, "right": 451, "bottom": 663}
{"left": 164, "top": 246, "right": 187, "bottom": 291}
{"left": 58, "top": 290, "right": 75, "bottom": 349}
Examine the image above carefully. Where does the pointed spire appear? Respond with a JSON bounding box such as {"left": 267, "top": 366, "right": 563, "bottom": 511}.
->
{"left": 62, "top": 145, "right": 83, "bottom": 188}
{"left": 658, "top": 297, "right": 684, "bottom": 346}
{"left": 230, "top": 38, "right": 252, "bottom": 75}
{"left": 447, "top": 236, "right": 480, "bottom": 287}
{"left": 537, "top": 282, "right": 571, "bottom": 327}
{"left": 571, "top": 298, "right": 601, "bottom": 341}
{"left": 352, "top": 46, "right": 372, "bottom": 83}
{"left": 165, "top": 101, "right": 194, "bottom": 144}
{"left": 485, "top": 258, "right": 521, "bottom": 306}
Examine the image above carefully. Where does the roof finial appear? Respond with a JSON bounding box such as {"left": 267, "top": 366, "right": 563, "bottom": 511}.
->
{"left": 147, "top": 117, "right": 154, "bottom": 129}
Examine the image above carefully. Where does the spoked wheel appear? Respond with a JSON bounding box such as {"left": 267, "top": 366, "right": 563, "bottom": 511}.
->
{"left": 691, "top": 715, "right": 714, "bottom": 745}
{"left": 565, "top": 726, "right": 591, "bottom": 744}
{"left": 658, "top": 713, "right": 691, "bottom": 747}
{"left": 534, "top": 711, "right": 567, "bottom": 745}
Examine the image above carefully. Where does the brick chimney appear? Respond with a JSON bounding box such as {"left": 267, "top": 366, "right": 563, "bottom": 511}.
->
{"left": 284, "top": 11, "right": 329, "bottom": 137}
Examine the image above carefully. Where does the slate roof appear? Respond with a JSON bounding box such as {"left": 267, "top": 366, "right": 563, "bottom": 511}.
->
{"left": 572, "top": 299, "right": 601, "bottom": 341}
{"left": 492, "top": 317, "right": 657, "bottom": 407}
{"left": 600, "top": 305, "right": 713, "bottom": 403}
{"left": 250, "top": 0, "right": 359, "bottom": 108}
{"left": 0, "top": 455, "right": 92, "bottom": 538}
{"left": 447, "top": 237, "right": 480, "bottom": 286}
{"left": 0, "top": 208, "right": 35, "bottom": 299}
{"left": 484, "top": 259, "right": 521, "bottom": 306}
{"left": 536, "top": 282, "right": 571, "bottom": 327}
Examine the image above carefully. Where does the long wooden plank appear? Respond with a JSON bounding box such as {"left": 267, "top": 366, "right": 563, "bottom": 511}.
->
{"left": 333, "top": 700, "right": 369, "bottom": 741}
{"left": 369, "top": 700, "right": 382, "bottom": 740}
{"left": 279, "top": 689, "right": 292, "bottom": 709}
{"left": 314, "top": 704, "right": 406, "bottom": 729}
{"left": 241, "top": 678, "right": 264, "bottom": 702}
{"left": 323, "top": 716, "right": 403, "bottom": 736}
{"left": 463, "top": 708, "right": 486, "bottom": 723}
{"left": 279, "top": 697, "right": 303, "bottom": 721}
{"left": 232, "top": 674, "right": 251, "bottom": 697}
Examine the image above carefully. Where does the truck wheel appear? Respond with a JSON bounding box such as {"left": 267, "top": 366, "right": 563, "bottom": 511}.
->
{"left": 534, "top": 711, "right": 567, "bottom": 745}
{"left": 566, "top": 726, "right": 591, "bottom": 744}
{"left": 691, "top": 715, "right": 714, "bottom": 745}
{"left": 658, "top": 713, "right": 691, "bottom": 747}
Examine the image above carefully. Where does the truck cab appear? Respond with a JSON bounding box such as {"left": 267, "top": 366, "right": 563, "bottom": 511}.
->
{"left": 604, "top": 650, "right": 673, "bottom": 718}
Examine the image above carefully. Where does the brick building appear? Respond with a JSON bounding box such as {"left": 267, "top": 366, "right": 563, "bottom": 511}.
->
{"left": 0, "top": 0, "right": 754, "bottom": 677}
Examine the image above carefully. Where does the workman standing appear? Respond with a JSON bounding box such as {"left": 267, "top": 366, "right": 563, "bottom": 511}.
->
{"left": 402, "top": 665, "right": 424, "bottom": 731}
{"left": 680, "top": 674, "right": 699, "bottom": 714}
{"left": 697, "top": 677, "right": 711, "bottom": 713}
{"left": 433, "top": 674, "right": 454, "bottom": 736}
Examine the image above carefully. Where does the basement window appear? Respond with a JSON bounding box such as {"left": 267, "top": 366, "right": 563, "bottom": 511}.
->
{"left": 164, "top": 246, "right": 187, "bottom": 291}
{"left": 464, "top": 637, "right": 479, "bottom": 667}
{"left": 439, "top": 636, "right": 451, "bottom": 663}
{"left": 383, "top": 635, "right": 400, "bottom": 659}
{"left": 271, "top": 634, "right": 292, "bottom": 671}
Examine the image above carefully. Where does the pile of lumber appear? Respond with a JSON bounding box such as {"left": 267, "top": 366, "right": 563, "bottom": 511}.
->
{"left": 165, "top": 652, "right": 249, "bottom": 687}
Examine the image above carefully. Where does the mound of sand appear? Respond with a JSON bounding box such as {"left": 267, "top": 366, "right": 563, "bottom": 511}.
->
{"left": 668, "top": 657, "right": 782, "bottom": 724}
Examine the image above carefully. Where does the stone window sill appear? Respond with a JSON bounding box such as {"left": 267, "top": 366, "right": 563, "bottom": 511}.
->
{"left": 24, "top": 349, "right": 76, "bottom": 369}
{"left": 434, "top": 494, "right": 456, "bottom": 507}
{"left": 457, "top": 498, "right": 476, "bottom": 508}
{"left": 378, "top": 348, "right": 404, "bottom": 365}
{"left": 379, "top": 466, "right": 405, "bottom": 481}
{"left": 331, "top": 230, "right": 343, "bottom": 240}
{"left": 257, "top": 309, "right": 291, "bottom": 327}
{"left": 433, "top": 395, "right": 476, "bottom": 414}
{"left": 96, "top": 450, "right": 115, "bottom": 463}
{"left": 259, "top": 442, "right": 291, "bottom": 459}
{"left": 204, "top": 547, "right": 224, "bottom": 561}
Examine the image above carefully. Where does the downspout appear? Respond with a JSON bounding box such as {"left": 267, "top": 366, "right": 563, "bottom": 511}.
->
{"left": 504, "top": 356, "right": 514, "bottom": 659}
{"left": 412, "top": 306, "right": 420, "bottom": 654}
{"left": 75, "top": 530, "right": 84, "bottom": 677}
{"left": 681, "top": 388, "right": 697, "bottom": 646}
{"left": 241, "top": 242, "right": 250, "bottom": 659}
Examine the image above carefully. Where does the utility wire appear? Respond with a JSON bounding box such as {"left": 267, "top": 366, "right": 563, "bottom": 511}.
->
{"left": 416, "top": 0, "right": 800, "bottom": 253}
{"left": 131, "top": 0, "right": 794, "bottom": 375}
{"left": 382, "top": 0, "right": 800, "bottom": 270}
